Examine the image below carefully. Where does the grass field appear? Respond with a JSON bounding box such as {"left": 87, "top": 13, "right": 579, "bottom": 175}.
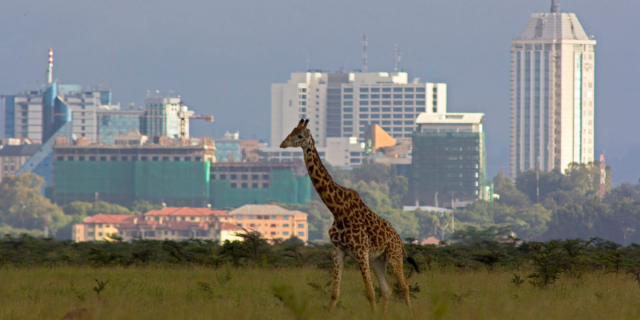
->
{"left": 1, "top": 266, "right": 639, "bottom": 320}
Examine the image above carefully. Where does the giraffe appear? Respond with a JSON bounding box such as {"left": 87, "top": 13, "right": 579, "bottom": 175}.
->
{"left": 280, "top": 119, "right": 421, "bottom": 312}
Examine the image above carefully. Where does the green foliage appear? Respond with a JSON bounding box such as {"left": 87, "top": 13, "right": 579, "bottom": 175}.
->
{"left": 0, "top": 173, "right": 69, "bottom": 235}
{"left": 130, "top": 200, "right": 162, "bottom": 214}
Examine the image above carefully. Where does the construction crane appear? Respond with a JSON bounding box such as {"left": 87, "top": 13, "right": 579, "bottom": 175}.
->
{"left": 178, "top": 111, "right": 214, "bottom": 141}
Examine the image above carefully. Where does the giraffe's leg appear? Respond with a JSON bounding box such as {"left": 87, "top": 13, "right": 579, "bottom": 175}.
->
{"left": 329, "top": 247, "right": 345, "bottom": 312}
{"left": 371, "top": 257, "right": 391, "bottom": 312}
{"left": 355, "top": 251, "right": 377, "bottom": 311}
{"left": 389, "top": 253, "right": 412, "bottom": 309}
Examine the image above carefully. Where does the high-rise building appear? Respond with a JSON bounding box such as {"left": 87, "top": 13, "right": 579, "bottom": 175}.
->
{"left": 271, "top": 72, "right": 446, "bottom": 148}
{"left": 410, "top": 113, "right": 490, "bottom": 206}
{"left": 511, "top": 2, "right": 596, "bottom": 177}
{"left": 141, "top": 95, "right": 194, "bottom": 139}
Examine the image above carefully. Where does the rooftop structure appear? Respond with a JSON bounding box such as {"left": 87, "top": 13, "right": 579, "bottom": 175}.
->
{"left": 511, "top": 2, "right": 596, "bottom": 176}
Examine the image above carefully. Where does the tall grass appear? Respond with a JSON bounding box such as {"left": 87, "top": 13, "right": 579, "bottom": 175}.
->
{"left": 0, "top": 266, "right": 639, "bottom": 319}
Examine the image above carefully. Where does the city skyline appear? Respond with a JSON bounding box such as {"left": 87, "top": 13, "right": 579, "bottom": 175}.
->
{"left": 0, "top": 0, "right": 638, "bottom": 184}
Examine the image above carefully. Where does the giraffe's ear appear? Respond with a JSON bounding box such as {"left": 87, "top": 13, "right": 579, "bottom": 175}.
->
{"left": 297, "top": 119, "right": 304, "bottom": 128}
{"left": 303, "top": 119, "right": 309, "bottom": 128}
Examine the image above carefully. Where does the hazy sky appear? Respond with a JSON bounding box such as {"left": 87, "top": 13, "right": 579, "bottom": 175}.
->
{"left": 1, "top": 0, "right": 639, "bottom": 184}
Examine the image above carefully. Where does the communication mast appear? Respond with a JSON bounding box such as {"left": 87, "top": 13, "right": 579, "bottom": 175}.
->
{"left": 394, "top": 43, "right": 398, "bottom": 72}
{"left": 362, "top": 34, "right": 368, "bottom": 73}
{"left": 47, "top": 49, "right": 53, "bottom": 85}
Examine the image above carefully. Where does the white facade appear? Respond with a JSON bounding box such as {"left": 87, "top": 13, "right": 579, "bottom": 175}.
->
{"left": 260, "top": 137, "right": 365, "bottom": 168}
{"left": 511, "top": 11, "right": 596, "bottom": 177}
{"left": 325, "top": 137, "right": 365, "bottom": 167}
{"left": 272, "top": 72, "right": 447, "bottom": 148}
{"left": 143, "top": 96, "right": 194, "bottom": 139}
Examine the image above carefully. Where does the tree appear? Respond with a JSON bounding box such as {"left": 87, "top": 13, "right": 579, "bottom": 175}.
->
{"left": 493, "top": 172, "right": 531, "bottom": 208}
{"left": 544, "top": 203, "right": 598, "bottom": 240}
{"left": 0, "top": 173, "right": 69, "bottom": 236}
{"left": 130, "top": 200, "right": 162, "bottom": 214}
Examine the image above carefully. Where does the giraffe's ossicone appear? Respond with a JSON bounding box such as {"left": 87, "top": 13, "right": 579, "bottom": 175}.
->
{"left": 280, "top": 119, "right": 421, "bottom": 312}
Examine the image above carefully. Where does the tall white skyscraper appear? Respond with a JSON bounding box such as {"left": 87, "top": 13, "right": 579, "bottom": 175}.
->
{"left": 271, "top": 71, "right": 446, "bottom": 148}
{"left": 511, "top": 2, "right": 596, "bottom": 177}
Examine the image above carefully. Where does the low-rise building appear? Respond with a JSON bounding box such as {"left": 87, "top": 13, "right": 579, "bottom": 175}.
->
{"left": 229, "top": 204, "right": 308, "bottom": 242}
{"left": 73, "top": 214, "right": 133, "bottom": 242}
{"left": 71, "top": 207, "right": 237, "bottom": 242}
{"left": 0, "top": 144, "right": 41, "bottom": 183}
{"left": 220, "top": 223, "right": 244, "bottom": 242}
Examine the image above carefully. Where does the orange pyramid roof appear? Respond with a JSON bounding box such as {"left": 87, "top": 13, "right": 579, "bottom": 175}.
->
{"left": 371, "top": 124, "right": 396, "bottom": 151}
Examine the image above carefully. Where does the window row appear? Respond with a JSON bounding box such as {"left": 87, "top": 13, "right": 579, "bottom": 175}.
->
{"left": 57, "top": 156, "right": 202, "bottom": 161}
{"left": 344, "top": 100, "right": 427, "bottom": 106}
{"left": 345, "top": 87, "right": 427, "bottom": 93}
{"left": 236, "top": 215, "right": 291, "bottom": 220}
{"left": 345, "top": 120, "right": 414, "bottom": 126}
{"left": 344, "top": 126, "right": 414, "bottom": 132}
{"left": 344, "top": 94, "right": 427, "bottom": 100}
{"left": 344, "top": 114, "right": 416, "bottom": 119}
{"left": 230, "top": 183, "right": 271, "bottom": 188}
{"left": 212, "top": 174, "right": 270, "bottom": 180}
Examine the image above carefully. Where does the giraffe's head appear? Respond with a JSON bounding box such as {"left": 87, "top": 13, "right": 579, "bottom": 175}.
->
{"left": 280, "top": 119, "right": 313, "bottom": 148}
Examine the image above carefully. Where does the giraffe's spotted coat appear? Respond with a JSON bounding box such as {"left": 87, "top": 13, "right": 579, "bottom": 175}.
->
{"left": 280, "top": 119, "right": 413, "bottom": 312}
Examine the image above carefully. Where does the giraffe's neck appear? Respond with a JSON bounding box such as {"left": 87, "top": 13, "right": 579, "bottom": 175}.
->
{"left": 301, "top": 141, "right": 342, "bottom": 213}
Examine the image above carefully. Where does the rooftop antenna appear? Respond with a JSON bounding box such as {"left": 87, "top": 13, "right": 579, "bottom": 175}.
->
{"left": 47, "top": 48, "right": 53, "bottom": 85}
{"left": 305, "top": 55, "right": 310, "bottom": 71}
{"left": 550, "top": 0, "right": 559, "bottom": 13}
{"left": 397, "top": 49, "right": 402, "bottom": 71}
{"left": 362, "top": 33, "right": 368, "bottom": 73}
{"left": 394, "top": 43, "right": 398, "bottom": 72}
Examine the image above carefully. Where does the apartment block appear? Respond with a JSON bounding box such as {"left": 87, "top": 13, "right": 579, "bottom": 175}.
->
{"left": 272, "top": 72, "right": 447, "bottom": 148}
{"left": 230, "top": 205, "right": 308, "bottom": 242}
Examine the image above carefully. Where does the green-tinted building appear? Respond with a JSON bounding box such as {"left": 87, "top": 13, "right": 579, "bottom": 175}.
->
{"left": 210, "top": 162, "right": 311, "bottom": 208}
{"left": 53, "top": 140, "right": 311, "bottom": 208}
{"left": 410, "top": 113, "right": 492, "bottom": 206}
{"left": 53, "top": 141, "right": 215, "bottom": 207}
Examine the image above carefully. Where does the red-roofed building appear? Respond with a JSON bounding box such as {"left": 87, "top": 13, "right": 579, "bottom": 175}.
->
{"left": 220, "top": 223, "right": 244, "bottom": 242}
{"left": 72, "top": 207, "right": 239, "bottom": 242}
{"left": 73, "top": 214, "right": 136, "bottom": 242}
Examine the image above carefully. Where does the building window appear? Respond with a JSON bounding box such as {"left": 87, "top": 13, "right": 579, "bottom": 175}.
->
{"left": 241, "top": 183, "right": 248, "bottom": 188}
{"left": 230, "top": 174, "right": 237, "bottom": 179}
{"left": 271, "top": 224, "right": 276, "bottom": 228}
{"left": 263, "top": 183, "right": 270, "bottom": 188}
{"left": 89, "top": 156, "right": 96, "bottom": 161}
{"left": 262, "top": 174, "right": 269, "bottom": 179}
{"left": 220, "top": 174, "right": 227, "bottom": 180}
{"left": 110, "top": 156, "right": 117, "bottom": 161}
{"left": 283, "top": 224, "right": 289, "bottom": 227}
{"left": 298, "top": 232, "right": 304, "bottom": 237}
{"left": 283, "top": 216, "right": 289, "bottom": 220}
{"left": 359, "top": 101, "right": 369, "bottom": 106}
{"left": 283, "top": 232, "right": 289, "bottom": 236}
{"left": 252, "top": 174, "right": 259, "bottom": 179}
{"left": 359, "top": 88, "right": 369, "bottom": 92}
{"left": 241, "top": 174, "right": 248, "bottom": 180}
{"left": 252, "top": 183, "right": 258, "bottom": 188}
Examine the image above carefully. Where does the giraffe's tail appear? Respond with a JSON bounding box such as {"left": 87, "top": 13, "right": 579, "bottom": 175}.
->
{"left": 407, "top": 256, "right": 421, "bottom": 273}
